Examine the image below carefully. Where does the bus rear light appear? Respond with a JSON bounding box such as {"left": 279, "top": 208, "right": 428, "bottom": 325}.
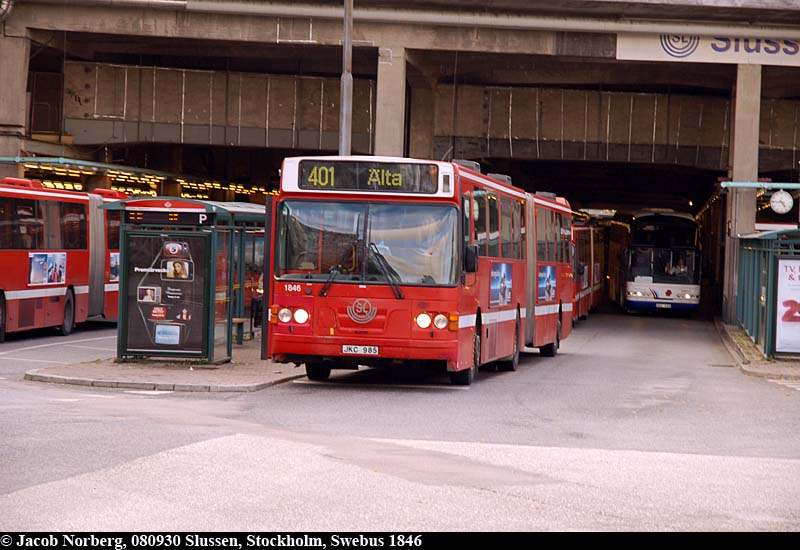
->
{"left": 433, "top": 314, "right": 448, "bottom": 330}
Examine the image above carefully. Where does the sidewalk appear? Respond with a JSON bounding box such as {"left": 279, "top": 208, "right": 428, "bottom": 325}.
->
{"left": 24, "top": 333, "right": 307, "bottom": 392}
{"left": 714, "top": 319, "right": 800, "bottom": 381}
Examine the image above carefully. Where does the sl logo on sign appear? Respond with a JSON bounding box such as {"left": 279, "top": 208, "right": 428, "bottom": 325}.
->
{"left": 347, "top": 298, "right": 377, "bottom": 324}
{"left": 660, "top": 35, "right": 700, "bottom": 58}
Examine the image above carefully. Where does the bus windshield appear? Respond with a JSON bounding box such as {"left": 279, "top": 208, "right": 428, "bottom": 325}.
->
{"left": 276, "top": 200, "right": 459, "bottom": 286}
{"left": 629, "top": 247, "right": 700, "bottom": 284}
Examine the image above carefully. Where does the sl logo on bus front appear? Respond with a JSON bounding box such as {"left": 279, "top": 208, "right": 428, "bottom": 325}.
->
{"left": 347, "top": 298, "right": 377, "bottom": 324}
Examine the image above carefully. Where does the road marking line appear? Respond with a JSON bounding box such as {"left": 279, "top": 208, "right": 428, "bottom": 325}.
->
{"left": 0, "top": 356, "right": 69, "bottom": 364}
{"left": 0, "top": 335, "right": 117, "bottom": 356}
{"left": 64, "top": 345, "right": 117, "bottom": 352}
{"left": 767, "top": 379, "right": 800, "bottom": 391}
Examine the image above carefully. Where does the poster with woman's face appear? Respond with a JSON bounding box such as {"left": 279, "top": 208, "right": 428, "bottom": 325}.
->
{"left": 538, "top": 265, "right": 557, "bottom": 302}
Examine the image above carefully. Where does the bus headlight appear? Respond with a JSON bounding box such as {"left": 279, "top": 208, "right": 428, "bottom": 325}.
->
{"left": 293, "top": 308, "right": 310, "bottom": 324}
{"left": 416, "top": 313, "right": 432, "bottom": 329}
{"left": 683, "top": 293, "right": 692, "bottom": 300}
{"left": 433, "top": 314, "right": 448, "bottom": 330}
{"left": 277, "top": 308, "right": 293, "bottom": 323}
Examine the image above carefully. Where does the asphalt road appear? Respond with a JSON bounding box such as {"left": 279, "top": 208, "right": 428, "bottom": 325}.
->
{"left": 0, "top": 312, "right": 798, "bottom": 531}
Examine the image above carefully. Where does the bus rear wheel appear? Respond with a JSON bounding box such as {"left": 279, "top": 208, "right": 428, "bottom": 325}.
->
{"left": 540, "top": 320, "right": 561, "bottom": 357}
{"left": 306, "top": 362, "right": 331, "bottom": 381}
{"left": 58, "top": 290, "right": 75, "bottom": 336}
{"left": 498, "top": 314, "right": 520, "bottom": 372}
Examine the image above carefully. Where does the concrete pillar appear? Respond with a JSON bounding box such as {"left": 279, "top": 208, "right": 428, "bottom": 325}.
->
{"left": 409, "top": 86, "right": 435, "bottom": 159}
{"left": 84, "top": 173, "right": 112, "bottom": 192}
{"left": 374, "top": 47, "right": 407, "bottom": 157}
{"left": 722, "top": 64, "right": 761, "bottom": 323}
{"left": 161, "top": 179, "right": 181, "bottom": 197}
{"left": 0, "top": 34, "right": 30, "bottom": 179}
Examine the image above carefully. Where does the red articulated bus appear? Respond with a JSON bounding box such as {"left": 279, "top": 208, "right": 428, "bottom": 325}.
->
{"left": 265, "top": 156, "right": 572, "bottom": 385}
{"left": 0, "top": 177, "right": 126, "bottom": 342}
{"left": 572, "top": 222, "right": 606, "bottom": 323}
{"left": 572, "top": 222, "right": 593, "bottom": 322}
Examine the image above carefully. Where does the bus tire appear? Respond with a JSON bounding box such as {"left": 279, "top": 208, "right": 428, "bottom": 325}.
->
{"left": 450, "top": 331, "right": 479, "bottom": 386}
{"left": 0, "top": 294, "right": 6, "bottom": 343}
{"left": 305, "top": 362, "right": 331, "bottom": 381}
{"left": 58, "top": 289, "right": 75, "bottom": 336}
{"left": 540, "top": 319, "right": 561, "bottom": 357}
{"left": 498, "top": 313, "right": 520, "bottom": 372}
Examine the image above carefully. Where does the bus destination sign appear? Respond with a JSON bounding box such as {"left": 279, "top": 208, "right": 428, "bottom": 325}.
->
{"left": 298, "top": 160, "right": 439, "bottom": 194}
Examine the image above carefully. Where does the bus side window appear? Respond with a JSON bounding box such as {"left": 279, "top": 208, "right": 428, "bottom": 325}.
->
{"left": 548, "top": 211, "right": 557, "bottom": 262}
{"left": 14, "top": 199, "right": 42, "bottom": 250}
{"left": 562, "top": 214, "right": 571, "bottom": 263}
{"left": 462, "top": 193, "right": 471, "bottom": 252}
{"left": 474, "top": 190, "right": 487, "bottom": 256}
{"left": 518, "top": 200, "right": 526, "bottom": 260}
{"left": 487, "top": 192, "right": 499, "bottom": 257}
{"left": 107, "top": 211, "right": 121, "bottom": 250}
{"left": 536, "top": 209, "right": 547, "bottom": 262}
{"left": 501, "top": 196, "right": 513, "bottom": 259}
{"left": 42, "top": 201, "right": 62, "bottom": 250}
{"left": 60, "top": 202, "right": 87, "bottom": 250}
{"left": 0, "top": 197, "right": 13, "bottom": 249}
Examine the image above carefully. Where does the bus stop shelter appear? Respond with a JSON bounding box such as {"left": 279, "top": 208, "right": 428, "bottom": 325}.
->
{"left": 104, "top": 197, "right": 265, "bottom": 363}
{"left": 737, "top": 229, "right": 800, "bottom": 358}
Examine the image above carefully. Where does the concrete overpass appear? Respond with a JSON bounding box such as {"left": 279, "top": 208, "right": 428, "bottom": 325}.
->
{"left": 2, "top": 0, "right": 800, "bottom": 320}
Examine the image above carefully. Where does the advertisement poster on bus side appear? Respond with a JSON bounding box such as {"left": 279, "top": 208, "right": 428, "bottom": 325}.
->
{"left": 124, "top": 234, "right": 207, "bottom": 354}
{"left": 490, "top": 263, "right": 512, "bottom": 306}
{"left": 28, "top": 252, "right": 67, "bottom": 285}
{"left": 775, "top": 258, "right": 800, "bottom": 353}
{"left": 538, "top": 265, "right": 557, "bottom": 302}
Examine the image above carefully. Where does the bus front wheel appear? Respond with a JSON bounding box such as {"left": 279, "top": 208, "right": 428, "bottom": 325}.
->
{"left": 306, "top": 362, "right": 331, "bottom": 381}
{"left": 450, "top": 331, "right": 480, "bottom": 386}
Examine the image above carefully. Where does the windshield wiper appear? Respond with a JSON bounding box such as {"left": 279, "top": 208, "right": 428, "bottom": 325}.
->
{"left": 369, "top": 243, "right": 404, "bottom": 300}
{"left": 319, "top": 268, "right": 340, "bottom": 297}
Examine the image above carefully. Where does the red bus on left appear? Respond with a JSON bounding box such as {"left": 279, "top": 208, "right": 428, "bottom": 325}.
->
{"left": 0, "top": 177, "right": 126, "bottom": 341}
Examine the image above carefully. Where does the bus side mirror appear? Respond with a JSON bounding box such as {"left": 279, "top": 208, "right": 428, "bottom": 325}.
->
{"left": 464, "top": 245, "right": 479, "bottom": 273}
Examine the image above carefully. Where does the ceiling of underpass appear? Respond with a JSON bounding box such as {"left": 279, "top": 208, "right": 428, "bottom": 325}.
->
{"left": 21, "top": 2, "right": 800, "bottom": 217}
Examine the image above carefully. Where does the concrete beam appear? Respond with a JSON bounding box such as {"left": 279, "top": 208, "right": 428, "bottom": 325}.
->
{"left": 8, "top": 5, "right": 557, "bottom": 56}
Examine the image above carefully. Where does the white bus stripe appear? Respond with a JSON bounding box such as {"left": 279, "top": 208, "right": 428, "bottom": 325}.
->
{"left": 5, "top": 287, "right": 67, "bottom": 300}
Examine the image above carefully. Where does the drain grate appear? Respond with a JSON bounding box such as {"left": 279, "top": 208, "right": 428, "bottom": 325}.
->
{"left": 708, "top": 363, "right": 735, "bottom": 368}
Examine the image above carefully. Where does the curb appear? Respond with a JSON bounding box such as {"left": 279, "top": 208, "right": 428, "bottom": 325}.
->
{"left": 712, "top": 318, "right": 800, "bottom": 381}
{"left": 713, "top": 318, "right": 749, "bottom": 366}
{"left": 24, "top": 370, "right": 307, "bottom": 392}
{"left": 736, "top": 364, "right": 800, "bottom": 381}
